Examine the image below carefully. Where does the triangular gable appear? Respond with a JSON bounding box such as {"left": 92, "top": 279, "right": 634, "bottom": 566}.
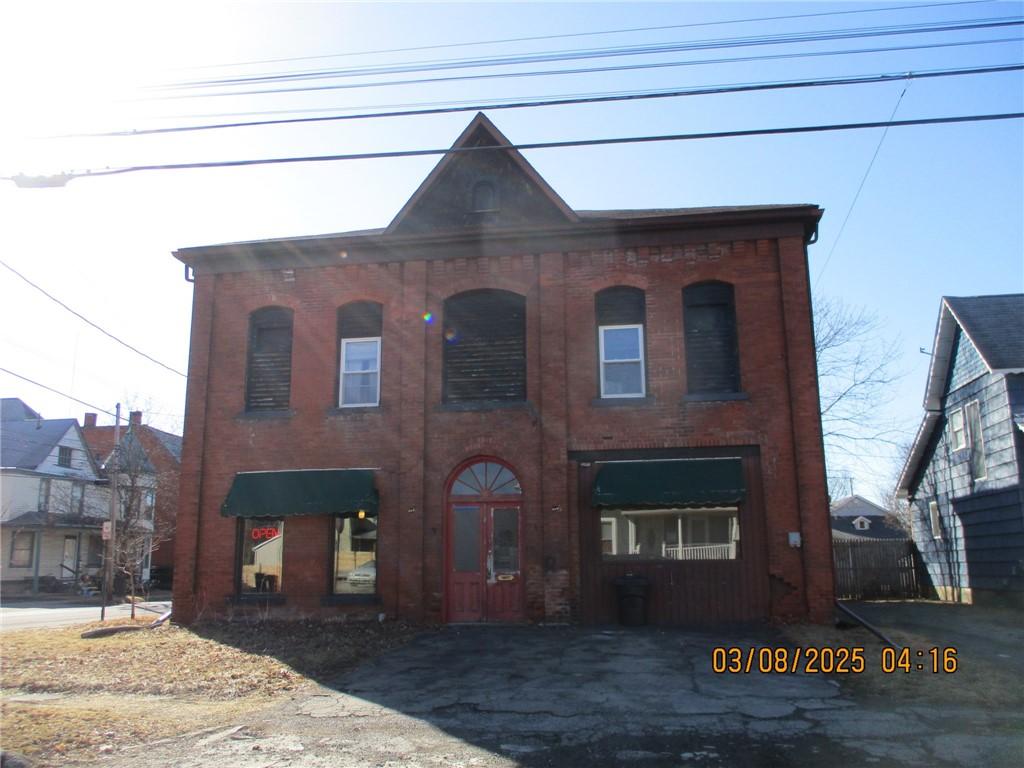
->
{"left": 387, "top": 113, "right": 577, "bottom": 235}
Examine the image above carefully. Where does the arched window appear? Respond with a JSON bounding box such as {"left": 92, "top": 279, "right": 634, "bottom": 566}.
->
{"left": 595, "top": 286, "right": 646, "bottom": 398}
{"left": 245, "top": 307, "right": 293, "bottom": 411}
{"left": 443, "top": 289, "right": 526, "bottom": 403}
{"left": 450, "top": 460, "right": 522, "bottom": 497}
{"left": 683, "top": 282, "right": 740, "bottom": 394}
{"left": 337, "top": 301, "right": 383, "bottom": 407}
{"left": 471, "top": 181, "right": 498, "bottom": 212}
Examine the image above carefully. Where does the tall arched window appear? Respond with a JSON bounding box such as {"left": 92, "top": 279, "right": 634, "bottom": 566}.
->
{"left": 245, "top": 307, "right": 293, "bottom": 411}
{"left": 683, "top": 282, "right": 740, "bottom": 394}
{"left": 337, "top": 301, "right": 383, "bottom": 407}
{"left": 595, "top": 286, "right": 647, "bottom": 398}
{"left": 443, "top": 289, "right": 526, "bottom": 403}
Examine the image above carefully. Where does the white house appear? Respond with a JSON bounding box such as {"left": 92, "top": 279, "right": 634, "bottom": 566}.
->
{"left": 0, "top": 398, "right": 156, "bottom": 596}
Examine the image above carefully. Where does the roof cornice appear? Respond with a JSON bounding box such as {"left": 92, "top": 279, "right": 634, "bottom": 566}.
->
{"left": 175, "top": 205, "right": 823, "bottom": 274}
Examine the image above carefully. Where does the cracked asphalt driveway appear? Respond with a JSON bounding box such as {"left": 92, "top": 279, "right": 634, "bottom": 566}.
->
{"left": 99, "top": 626, "right": 1022, "bottom": 767}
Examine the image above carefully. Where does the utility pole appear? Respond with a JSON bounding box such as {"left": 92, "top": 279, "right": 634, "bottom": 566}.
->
{"left": 100, "top": 404, "right": 121, "bottom": 621}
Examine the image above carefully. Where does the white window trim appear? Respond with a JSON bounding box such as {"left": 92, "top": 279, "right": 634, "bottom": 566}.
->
{"left": 965, "top": 400, "right": 987, "bottom": 480}
{"left": 949, "top": 407, "right": 967, "bottom": 451}
{"left": 598, "top": 324, "right": 646, "bottom": 398}
{"left": 339, "top": 336, "right": 381, "bottom": 407}
{"left": 929, "top": 501, "right": 942, "bottom": 539}
{"left": 600, "top": 517, "right": 618, "bottom": 555}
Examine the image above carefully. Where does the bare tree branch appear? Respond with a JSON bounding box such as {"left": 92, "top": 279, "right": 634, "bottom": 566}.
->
{"left": 815, "top": 295, "right": 907, "bottom": 500}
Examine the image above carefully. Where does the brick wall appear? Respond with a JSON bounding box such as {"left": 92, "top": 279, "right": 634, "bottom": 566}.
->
{"left": 173, "top": 229, "right": 832, "bottom": 625}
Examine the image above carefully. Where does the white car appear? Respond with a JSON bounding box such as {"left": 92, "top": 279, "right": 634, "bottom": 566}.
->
{"left": 347, "top": 560, "right": 376, "bottom": 588}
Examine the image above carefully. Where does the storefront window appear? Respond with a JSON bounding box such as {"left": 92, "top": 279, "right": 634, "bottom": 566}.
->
{"left": 333, "top": 512, "right": 377, "bottom": 594}
{"left": 239, "top": 518, "right": 284, "bottom": 593}
{"left": 600, "top": 509, "right": 739, "bottom": 560}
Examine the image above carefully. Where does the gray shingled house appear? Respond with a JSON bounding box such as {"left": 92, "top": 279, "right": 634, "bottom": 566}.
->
{"left": 897, "top": 294, "right": 1024, "bottom": 606}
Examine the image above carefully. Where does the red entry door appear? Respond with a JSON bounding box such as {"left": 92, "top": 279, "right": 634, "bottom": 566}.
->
{"left": 447, "top": 503, "right": 524, "bottom": 622}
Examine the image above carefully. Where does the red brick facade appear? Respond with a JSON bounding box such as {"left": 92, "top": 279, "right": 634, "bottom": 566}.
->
{"left": 172, "top": 115, "right": 832, "bottom": 625}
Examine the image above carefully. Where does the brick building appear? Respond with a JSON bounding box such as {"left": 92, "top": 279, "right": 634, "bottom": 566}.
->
{"left": 172, "top": 114, "right": 833, "bottom": 626}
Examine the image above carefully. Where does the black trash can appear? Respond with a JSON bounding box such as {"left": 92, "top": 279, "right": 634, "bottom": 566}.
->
{"left": 613, "top": 573, "right": 650, "bottom": 626}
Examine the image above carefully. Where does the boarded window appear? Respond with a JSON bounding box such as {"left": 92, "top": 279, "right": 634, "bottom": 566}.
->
{"left": 684, "top": 282, "right": 740, "bottom": 394}
{"left": 443, "top": 290, "right": 526, "bottom": 403}
{"left": 472, "top": 181, "right": 498, "bottom": 212}
{"left": 245, "top": 307, "right": 293, "bottom": 412}
{"left": 338, "top": 302, "right": 383, "bottom": 407}
{"left": 596, "top": 287, "right": 647, "bottom": 398}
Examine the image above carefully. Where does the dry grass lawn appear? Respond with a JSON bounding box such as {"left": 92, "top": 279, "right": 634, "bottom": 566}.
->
{"left": 1, "top": 617, "right": 420, "bottom": 766}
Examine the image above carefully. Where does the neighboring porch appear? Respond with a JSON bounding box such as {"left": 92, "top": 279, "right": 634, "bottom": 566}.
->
{"left": 0, "top": 512, "right": 106, "bottom": 597}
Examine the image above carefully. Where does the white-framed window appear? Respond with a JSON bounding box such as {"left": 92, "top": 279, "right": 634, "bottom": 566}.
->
{"left": 340, "top": 337, "right": 381, "bottom": 407}
{"left": 143, "top": 489, "right": 156, "bottom": 521}
{"left": 70, "top": 482, "right": 84, "bottom": 514}
{"left": 57, "top": 445, "right": 72, "bottom": 468}
{"left": 9, "top": 531, "right": 35, "bottom": 568}
{"left": 964, "top": 400, "right": 987, "bottom": 480}
{"left": 600, "top": 517, "right": 618, "bottom": 555}
{"left": 949, "top": 408, "right": 966, "bottom": 450}
{"left": 853, "top": 517, "right": 870, "bottom": 531}
{"left": 929, "top": 501, "right": 942, "bottom": 539}
{"left": 599, "top": 324, "right": 646, "bottom": 398}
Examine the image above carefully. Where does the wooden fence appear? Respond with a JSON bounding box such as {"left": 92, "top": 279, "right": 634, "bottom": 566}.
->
{"left": 833, "top": 539, "right": 924, "bottom": 599}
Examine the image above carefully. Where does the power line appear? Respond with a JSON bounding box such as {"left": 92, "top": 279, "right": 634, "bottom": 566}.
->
{"left": 145, "top": 36, "right": 1024, "bottom": 101}
{"left": 0, "top": 367, "right": 119, "bottom": 419}
{"left": 815, "top": 83, "right": 912, "bottom": 288}
{"left": 67, "top": 64, "right": 1024, "bottom": 139}
{"left": 11, "top": 112, "right": 1023, "bottom": 184}
{"left": 156, "top": 17, "right": 1024, "bottom": 95}
{"left": 176, "top": 1, "right": 989, "bottom": 71}
{"left": 0, "top": 258, "right": 187, "bottom": 378}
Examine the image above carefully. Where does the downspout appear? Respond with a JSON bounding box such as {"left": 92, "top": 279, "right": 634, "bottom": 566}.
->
{"left": 192, "top": 272, "right": 217, "bottom": 603}
{"left": 778, "top": 243, "right": 812, "bottom": 619}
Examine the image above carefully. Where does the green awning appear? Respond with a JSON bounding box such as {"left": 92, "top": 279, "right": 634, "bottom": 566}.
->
{"left": 221, "top": 469, "right": 378, "bottom": 518}
{"left": 592, "top": 459, "right": 744, "bottom": 508}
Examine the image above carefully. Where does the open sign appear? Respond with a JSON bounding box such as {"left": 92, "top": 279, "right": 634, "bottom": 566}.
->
{"left": 251, "top": 526, "right": 279, "bottom": 541}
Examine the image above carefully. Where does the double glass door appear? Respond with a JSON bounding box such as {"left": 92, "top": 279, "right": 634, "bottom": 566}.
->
{"left": 447, "top": 503, "right": 523, "bottom": 622}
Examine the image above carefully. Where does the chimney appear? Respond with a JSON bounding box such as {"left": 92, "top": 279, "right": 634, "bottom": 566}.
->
{"left": 83, "top": 413, "right": 97, "bottom": 428}
{"left": 129, "top": 410, "right": 143, "bottom": 426}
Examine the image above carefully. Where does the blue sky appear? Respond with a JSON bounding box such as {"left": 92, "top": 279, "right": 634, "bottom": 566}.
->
{"left": 1, "top": 1, "right": 1021, "bottom": 501}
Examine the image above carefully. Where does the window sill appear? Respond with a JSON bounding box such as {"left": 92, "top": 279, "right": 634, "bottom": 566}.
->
{"left": 436, "top": 400, "right": 535, "bottom": 413}
{"left": 326, "top": 406, "right": 384, "bottom": 417}
{"left": 682, "top": 392, "right": 749, "bottom": 403}
{"left": 321, "top": 594, "right": 381, "bottom": 606}
{"left": 228, "top": 593, "right": 287, "bottom": 605}
{"left": 235, "top": 409, "right": 295, "bottom": 421}
{"left": 591, "top": 396, "right": 656, "bottom": 408}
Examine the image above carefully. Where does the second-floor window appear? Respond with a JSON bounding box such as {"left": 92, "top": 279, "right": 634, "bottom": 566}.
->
{"left": 949, "top": 408, "right": 966, "bottom": 450}
{"left": 684, "top": 282, "right": 741, "bottom": 395}
{"left": 596, "top": 286, "right": 646, "bottom": 398}
{"left": 57, "top": 446, "right": 72, "bottom": 468}
{"left": 443, "top": 289, "right": 526, "bottom": 404}
{"left": 338, "top": 302, "right": 383, "bottom": 407}
{"left": 245, "top": 307, "right": 293, "bottom": 412}
{"left": 70, "top": 482, "right": 84, "bottom": 515}
{"left": 964, "top": 400, "right": 987, "bottom": 480}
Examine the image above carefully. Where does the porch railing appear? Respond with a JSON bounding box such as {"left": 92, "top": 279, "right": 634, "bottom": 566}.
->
{"left": 662, "top": 543, "right": 735, "bottom": 560}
